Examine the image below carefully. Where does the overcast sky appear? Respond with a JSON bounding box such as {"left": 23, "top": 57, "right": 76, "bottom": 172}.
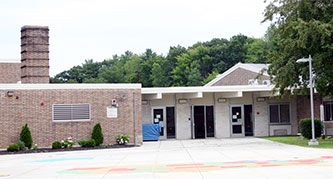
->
{"left": 0, "top": 0, "right": 270, "bottom": 77}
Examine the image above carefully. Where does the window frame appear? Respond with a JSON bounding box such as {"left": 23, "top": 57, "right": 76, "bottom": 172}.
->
{"left": 52, "top": 104, "right": 91, "bottom": 122}
{"left": 268, "top": 103, "right": 291, "bottom": 124}
{"left": 324, "top": 101, "right": 333, "bottom": 121}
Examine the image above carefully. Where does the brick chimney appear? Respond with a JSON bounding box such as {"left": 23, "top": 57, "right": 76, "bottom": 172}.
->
{"left": 21, "top": 25, "right": 50, "bottom": 83}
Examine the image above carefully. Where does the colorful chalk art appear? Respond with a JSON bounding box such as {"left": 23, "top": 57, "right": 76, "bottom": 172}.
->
{"left": 58, "top": 156, "right": 333, "bottom": 174}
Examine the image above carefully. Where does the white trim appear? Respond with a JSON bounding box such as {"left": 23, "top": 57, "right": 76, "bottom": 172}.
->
{"left": 142, "top": 85, "right": 274, "bottom": 95}
{"left": 0, "top": 59, "right": 20, "bottom": 63}
{"left": 204, "top": 63, "right": 270, "bottom": 87}
{"left": 0, "top": 83, "right": 141, "bottom": 90}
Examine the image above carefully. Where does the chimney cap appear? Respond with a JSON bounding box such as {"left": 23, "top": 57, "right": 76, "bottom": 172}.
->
{"left": 21, "top": 25, "right": 49, "bottom": 31}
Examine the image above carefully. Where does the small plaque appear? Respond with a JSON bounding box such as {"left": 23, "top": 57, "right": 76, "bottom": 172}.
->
{"left": 107, "top": 107, "right": 117, "bottom": 118}
{"left": 232, "top": 115, "right": 237, "bottom": 119}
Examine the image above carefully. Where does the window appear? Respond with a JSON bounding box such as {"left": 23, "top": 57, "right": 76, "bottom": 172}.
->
{"left": 269, "top": 104, "right": 290, "bottom": 124}
{"left": 53, "top": 104, "right": 90, "bottom": 122}
{"left": 324, "top": 102, "right": 333, "bottom": 121}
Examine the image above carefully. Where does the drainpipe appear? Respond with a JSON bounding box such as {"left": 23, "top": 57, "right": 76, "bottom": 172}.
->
{"left": 251, "top": 92, "right": 255, "bottom": 136}
{"left": 133, "top": 92, "right": 137, "bottom": 146}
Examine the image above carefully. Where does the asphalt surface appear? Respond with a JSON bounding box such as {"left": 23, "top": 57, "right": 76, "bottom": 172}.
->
{"left": 0, "top": 138, "right": 333, "bottom": 179}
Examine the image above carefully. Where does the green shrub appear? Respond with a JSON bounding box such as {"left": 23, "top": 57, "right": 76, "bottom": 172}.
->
{"left": 299, "top": 118, "right": 323, "bottom": 139}
{"left": 7, "top": 144, "right": 19, "bottom": 152}
{"left": 115, "top": 134, "right": 130, "bottom": 145}
{"left": 85, "top": 139, "right": 96, "bottom": 147}
{"left": 15, "top": 140, "right": 25, "bottom": 150}
{"left": 61, "top": 137, "right": 75, "bottom": 148}
{"left": 52, "top": 141, "right": 62, "bottom": 149}
{"left": 91, "top": 123, "right": 104, "bottom": 146}
{"left": 77, "top": 138, "right": 87, "bottom": 147}
{"left": 32, "top": 144, "right": 38, "bottom": 150}
{"left": 20, "top": 124, "right": 33, "bottom": 149}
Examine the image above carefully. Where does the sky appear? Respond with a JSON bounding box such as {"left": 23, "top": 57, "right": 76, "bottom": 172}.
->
{"left": 0, "top": 0, "right": 270, "bottom": 77}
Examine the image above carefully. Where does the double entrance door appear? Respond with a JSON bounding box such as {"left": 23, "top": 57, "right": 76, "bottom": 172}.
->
{"left": 152, "top": 107, "right": 175, "bottom": 140}
{"left": 230, "top": 104, "right": 253, "bottom": 137}
{"left": 192, "top": 105, "right": 215, "bottom": 139}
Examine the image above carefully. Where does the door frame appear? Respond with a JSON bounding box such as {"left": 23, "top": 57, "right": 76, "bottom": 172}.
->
{"left": 230, "top": 104, "right": 245, "bottom": 137}
{"left": 191, "top": 104, "right": 215, "bottom": 139}
{"left": 151, "top": 106, "right": 167, "bottom": 140}
{"left": 166, "top": 106, "right": 176, "bottom": 139}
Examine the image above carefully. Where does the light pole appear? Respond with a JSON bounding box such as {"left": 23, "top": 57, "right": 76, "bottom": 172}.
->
{"left": 296, "top": 55, "right": 319, "bottom": 145}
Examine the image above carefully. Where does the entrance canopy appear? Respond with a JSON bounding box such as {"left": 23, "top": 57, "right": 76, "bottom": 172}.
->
{"left": 142, "top": 85, "right": 276, "bottom": 100}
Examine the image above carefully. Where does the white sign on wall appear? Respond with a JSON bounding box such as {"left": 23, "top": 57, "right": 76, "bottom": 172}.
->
{"left": 107, "top": 107, "right": 118, "bottom": 118}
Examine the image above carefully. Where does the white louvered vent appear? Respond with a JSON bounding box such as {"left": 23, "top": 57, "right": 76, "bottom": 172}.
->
{"left": 53, "top": 104, "right": 90, "bottom": 122}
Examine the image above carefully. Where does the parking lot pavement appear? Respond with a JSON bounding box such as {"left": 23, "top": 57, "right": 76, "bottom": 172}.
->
{"left": 1, "top": 137, "right": 333, "bottom": 179}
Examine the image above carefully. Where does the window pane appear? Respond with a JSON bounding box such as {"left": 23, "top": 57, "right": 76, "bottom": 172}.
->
{"left": 331, "top": 103, "right": 333, "bottom": 121}
{"left": 269, "top": 105, "right": 279, "bottom": 123}
{"left": 166, "top": 107, "right": 175, "bottom": 139}
{"left": 280, "top": 104, "right": 290, "bottom": 123}
{"left": 206, "top": 106, "right": 214, "bottom": 137}
{"left": 324, "top": 103, "right": 331, "bottom": 121}
{"left": 232, "top": 125, "right": 242, "bottom": 134}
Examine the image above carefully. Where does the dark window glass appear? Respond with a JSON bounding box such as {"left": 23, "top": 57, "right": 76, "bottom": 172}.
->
{"left": 324, "top": 102, "right": 332, "bottom": 121}
{"left": 280, "top": 104, "right": 290, "bottom": 123}
{"left": 232, "top": 107, "right": 242, "bottom": 123}
{"left": 232, "top": 125, "right": 242, "bottom": 134}
{"left": 269, "top": 105, "right": 279, "bottom": 123}
{"left": 166, "top": 107, "right": 175, "bottom": 139}
{"left": 206, "top": 106, "right": 214, "bottom": 137}
{"left": 153, "top": 109, "right": 164, "bottom": 136}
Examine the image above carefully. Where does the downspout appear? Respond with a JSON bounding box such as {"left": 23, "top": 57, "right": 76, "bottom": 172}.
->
{"left": 213, "top": 92, "right": 216, "bottom": 138}
{"left": 133, "top": 92, "right": 137, "bottom": 146}
{"left": 174, "top": 94, "right": 177, "bottom": 139}
{"left": 251, "top": 92, "right": 255, "bottom": 136}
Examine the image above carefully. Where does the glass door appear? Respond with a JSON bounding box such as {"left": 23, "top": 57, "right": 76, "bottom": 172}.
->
{"left": 192, "top": 105, "right": 215, "bottom": 139}
{"left": 230, "top": 105, "right": 244, "bottom": 137}
{"left": 152, "top": 107, "right": 166, "bottom": 139}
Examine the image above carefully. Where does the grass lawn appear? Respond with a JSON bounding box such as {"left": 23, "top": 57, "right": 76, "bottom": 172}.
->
{"left": 261, "top": 136, "right": 333, "bottom": 148}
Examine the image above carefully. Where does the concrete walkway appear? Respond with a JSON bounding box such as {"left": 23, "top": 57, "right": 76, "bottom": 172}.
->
{"left": 0, "top": 138, "right": 333, "bottom": 179}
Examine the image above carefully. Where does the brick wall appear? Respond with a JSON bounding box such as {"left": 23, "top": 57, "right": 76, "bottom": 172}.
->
{"left": 296, "top": 94, "right": 322, "bottom": 122}
{"left": 0, "top": 63, "right": 21, "bottom": 83}
{"left": 212, "top": 68, "right": 270, "bottom": 86}
{"left": 0, "top": 87, "right": 142, "bottom": 148}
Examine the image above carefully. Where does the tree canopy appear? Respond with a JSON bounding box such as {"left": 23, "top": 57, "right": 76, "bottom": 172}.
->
{"left": 51, "top": 34, "right": 271, "bottom": 87}
{"left": 263, "top": 0, "right": 333, "bottom": 96}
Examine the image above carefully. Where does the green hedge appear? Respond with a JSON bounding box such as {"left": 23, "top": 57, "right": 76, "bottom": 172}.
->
{"left": 7, "top": 144, "right": 20, "bottom": 152}
{"left": 299, "top": 118, "right": 323, "bottom": 139}
{"left": 52, "top": 141, "right": 62, "bottom": 149}
{"left": 85, "top": 139, "right": 96, "bottom": 147}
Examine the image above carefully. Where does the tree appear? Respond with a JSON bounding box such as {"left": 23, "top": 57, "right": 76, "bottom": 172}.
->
{"left": 263, "top": 0, "right": 333, "bottom": 97}
{"left": 151, "top": 62, "right": 168, "bottom": 87}
{"left": 91, "top": 123, "right": 104, "bottom": 146}
{"left": 20, "top": 124, "right": 32, "bottom": 149}
{"left": 245, "top": 38, "right": 269, "bottom": 63}
{"left": 202, "top": 71, "right": 219, "bottom": 85}
{"left": 187, "top": 61, "right": 202, "bottom": 86}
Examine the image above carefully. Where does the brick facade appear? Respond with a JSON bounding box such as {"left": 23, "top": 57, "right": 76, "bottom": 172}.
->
{"left": 0, "top": 86, "right": 142, "bottom": 148}
{"left": 296, "top": 94, "right": 322, "bottom": 122}
{"left": 21, "top": 25, "right": 50, "bottom": 84}
{"left": 212, "top": 68, "right": 270, "bottom": 86}
{"left": 0, "top": 63, "right": 21, "bottom": 83}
